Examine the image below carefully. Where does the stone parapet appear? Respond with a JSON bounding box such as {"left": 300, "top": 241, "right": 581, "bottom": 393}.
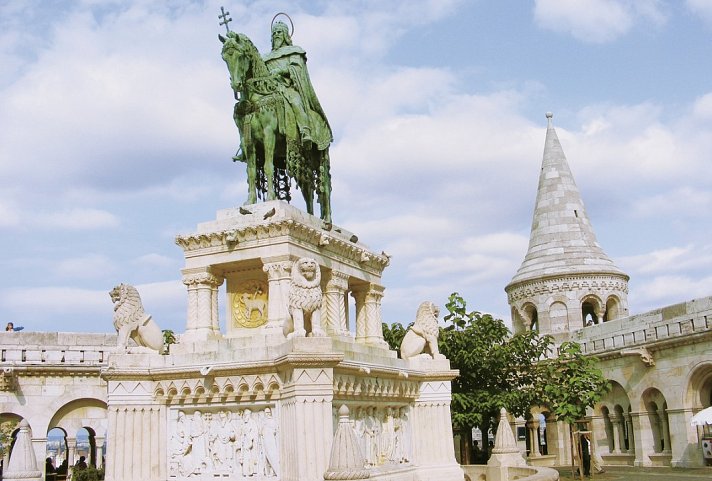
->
{"left": 571, "top": 295, "right": 712, "bottom": 356}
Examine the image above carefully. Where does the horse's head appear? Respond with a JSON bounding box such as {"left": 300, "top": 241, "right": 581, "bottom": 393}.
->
{"left": 220, "top": 32, "right": 251, "bottom": 93}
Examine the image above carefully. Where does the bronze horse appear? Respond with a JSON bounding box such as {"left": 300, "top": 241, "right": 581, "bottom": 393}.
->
{"left": 220, "top": 32, "right": 332, "bottom": 223}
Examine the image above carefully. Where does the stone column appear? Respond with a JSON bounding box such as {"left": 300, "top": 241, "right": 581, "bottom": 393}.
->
{"left": 95, "top": 436, "right": 105, "bottom": 468}
{"left": 182, "top": 268, "right": 223, "bottom": 342}
{"left": 364, "top": 284, "right": 387, "bottom": 346}
{"left": 322, "top": 271, "right": 349, "bottom": 336}
{"left": 67, "top": 438, "right": 77, "bottom": 479}
{"left": 625, "top": 412, "right": 636, "bottom": 455}
{"left": 280, "top": 367, "right": 334, "bottom": 481}
{"left": 612, "top": 416, "right": 623, "bottom": 453}
{"left": 262, "top": 260, "right": 293, "bottom": 334}
{"left": 659, "top": 408, "right": 671, "bottom": 454}
{"left": 528, "top": 420, "right": 541, "bottom": 457}
{"left": 351, "top": 288, "right": 367, "bottom": 343}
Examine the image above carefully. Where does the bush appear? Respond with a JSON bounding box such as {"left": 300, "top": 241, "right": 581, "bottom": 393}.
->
{"left": 73, "top": 466, "right": 104, "bottom": 481}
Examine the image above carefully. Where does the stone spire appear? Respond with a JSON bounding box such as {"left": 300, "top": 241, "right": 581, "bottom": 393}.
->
{"left": 510, "top": 112, "right": 625, "bottom": 284}
{"left": 505, "top": 113, "right": 629, "bottom": 339}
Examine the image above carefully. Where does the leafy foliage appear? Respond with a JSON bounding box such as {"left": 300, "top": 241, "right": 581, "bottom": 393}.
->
{"left": 0, "top": 418, "right": 17, "bottom": 457}
{"left": 542, "top": 341, "right": 611, "bottom": 423}
{"left": 73, "top": 466, "right": 105, "bottom": 481}
{"left": 162, "top": 329, "right": 177, "bottom": 355}
{"left": 439, "top": 293, "right": 553, "bottom": 431}
{"left": 381, "top": 322, "right": 410, "bottom": 354}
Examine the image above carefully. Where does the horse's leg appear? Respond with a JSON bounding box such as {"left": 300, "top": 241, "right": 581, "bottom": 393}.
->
{"left": 318, "top": 150, "right": 332, "bottom": 223}
{"left": 263, "top": 121, "right": 277, "bottom": 201}
{"left": 245, "top": 138, "right": 258, "bottom": 205}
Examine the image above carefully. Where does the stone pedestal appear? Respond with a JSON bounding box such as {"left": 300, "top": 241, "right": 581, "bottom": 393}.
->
{"left": 102, "top": 202, "right": 463, "bottom": 481}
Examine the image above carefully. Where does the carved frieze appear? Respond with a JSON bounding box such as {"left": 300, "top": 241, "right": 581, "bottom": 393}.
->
{"left": 169, "top": 406, "right": 279, "bottom": 479}
{"left": 506, "top": 274, "right": 629, "bottom": 303}
{"left": 344, "top": 405, "right": 412, "bottom": 468}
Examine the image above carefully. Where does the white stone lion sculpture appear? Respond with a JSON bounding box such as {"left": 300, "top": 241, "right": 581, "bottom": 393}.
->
{"left": 400, "top": 301, "right": 445, "bottom": 360}
{"left": 110, "top": 283, "right": 164, "bottom": 352}
{"left": 283, "top": 258, "right": 325, "bottom": 338}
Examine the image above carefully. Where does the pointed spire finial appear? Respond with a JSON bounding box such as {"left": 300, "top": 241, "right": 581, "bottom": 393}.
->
{"left": 546, "top": 111, "right": 553, "bottom": 127}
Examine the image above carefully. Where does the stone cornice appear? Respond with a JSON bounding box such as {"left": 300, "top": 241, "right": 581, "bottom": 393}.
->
{"left": 101, "top": 352, "right": 345, "bottom": 382}
{"left": 175, "top": 219, "right": 389, "bottom": 274}
{"left": 506, "top": 272, "right": 629, "bottom": 302}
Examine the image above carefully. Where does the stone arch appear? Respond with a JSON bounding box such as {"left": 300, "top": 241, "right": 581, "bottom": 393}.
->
{"left": 595, "top": 380, "right": 633, "bottom": 456}
{"left": 641, "top": 388, "right": 670, "bottom": 454}
{"left": 684, "top": 361, "right": 712, "bottom": 409}
{"left": 513, "top": 303, "right": 538, "bottom": 334}
{"left": 48, "top": 398, "right": 107, "bottom": 469}
{"left": 604, "top": 295, "right": 622, "bottom": 322}
{"left": 581, "top": 295, "right": 603, "bottom": 327}
{"left": 547, "top": 300, "right": 568, "bottom": 334}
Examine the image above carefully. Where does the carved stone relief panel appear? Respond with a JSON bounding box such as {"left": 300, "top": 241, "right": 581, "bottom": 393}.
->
{"left": 338, "top": 405, "right": 412, "bottom": 468}
{"left": 168, "top": 406, "right": 279, "bottom": 479}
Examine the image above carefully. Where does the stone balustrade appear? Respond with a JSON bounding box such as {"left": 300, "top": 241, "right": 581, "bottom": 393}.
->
{"left": 0, "top": 332, "right": 116, "bottom": 366}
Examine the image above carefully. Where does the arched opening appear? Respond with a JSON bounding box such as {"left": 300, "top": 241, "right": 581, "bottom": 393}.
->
{"left": 642, "top": 388, "right": 670, "bottom": 456}
{"left": 601, "top": 406, "right": 614, "bottom": 452}
{"left": 47, "top": 427, "right": 68, "bottom": 479}
{"left": 581, "top": 296, "right": 602, "bottom": 327}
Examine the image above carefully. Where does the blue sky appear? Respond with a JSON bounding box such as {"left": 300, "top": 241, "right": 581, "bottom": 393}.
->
{"left": 1, "top": 0, "right": 711, "bottom": 334}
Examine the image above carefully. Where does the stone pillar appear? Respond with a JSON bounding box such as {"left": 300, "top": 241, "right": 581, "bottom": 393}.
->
{"left": 668, "top": 408, "right": 704, "bottom": 467}
{"left": 528, "top": 420, "right": 541, "bottom": 457}
{"left": 659, "top": 408, "right": 671, "bottom": 454}
{"left": 67, "top": 438, "right": 77, "bottom": 479}
{"left": 182, "top": 269, "right": 223, "bottom": 342}
{"left": 322, "top": 271, "right": 350, "bottom": 336}
{"left": 352, "top": 288, "right": 367, "bottom": 343}
{"left": 279, "top": 366, "right": 334, "bottom": 481}
{"left": 262, "top": 260, "right": 293, "bottom": 334}
{"left": 612, "top": 416, "right": 623, "bottom": 453}
{"left": 631, "top": 411, "right": 653, "bottom": 467}
{"left": 105, "top": 404, "right": 166, "bottom": 481}
{"left": 625, "top": 412, "right": 635, "bottom": 455}
{"left": 410, "top": 380, "right": 461, "bottom": 477}
{"left": 364, "top": 284, "right": 387, "bottom": 346}
{"left": 95, "top": 437, "right": 105, "bottom": 468}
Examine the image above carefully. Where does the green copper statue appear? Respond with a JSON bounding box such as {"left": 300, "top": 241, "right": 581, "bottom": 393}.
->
{"left": 219, "top": 11, "right": 333, "bottom": 224}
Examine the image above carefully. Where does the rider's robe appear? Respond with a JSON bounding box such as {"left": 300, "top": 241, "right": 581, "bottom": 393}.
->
{"left": 263, "top": 45, "right": 333, "bottom": 151}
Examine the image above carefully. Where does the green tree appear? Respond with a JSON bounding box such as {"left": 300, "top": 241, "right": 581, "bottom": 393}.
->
{"left": 381, "top": 322, "right": 410, "bottom": 355}
{"left": 542, "top": 341, "right": 610, "bottom": 477}
{"left": 439, "top": 293, "right": 553, "bottom": 463}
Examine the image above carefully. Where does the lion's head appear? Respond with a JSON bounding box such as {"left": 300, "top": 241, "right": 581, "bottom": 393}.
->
{"left": 291, "top": 257, "right": 321, "bottom": 288}
{"left": 110, "top": 283, "right": 145, "bottom": 328}
{"left": 414, "top": 301, "right": 440, "bottom": 339}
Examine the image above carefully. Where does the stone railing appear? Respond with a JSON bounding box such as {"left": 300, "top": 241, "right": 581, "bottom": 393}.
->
{"left": 0, "top": 331, "right": 116, "bottom": 366}
{"left": 570, "top": 296, "right": 712, "bottom": 355}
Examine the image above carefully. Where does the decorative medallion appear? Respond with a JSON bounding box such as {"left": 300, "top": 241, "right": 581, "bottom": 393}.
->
{"left": 232, "top": 280, "right": 269, "bottom": 328}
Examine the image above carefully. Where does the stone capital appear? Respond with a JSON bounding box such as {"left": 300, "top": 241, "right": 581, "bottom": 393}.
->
{"left": 262, "top": 260, "right": 293, "bottom": 280}
{"left": 325, "top": 270, "right": 349, "bottom": 291}
{"left": 182, "top": 269, "right": 223, "bottom": 287}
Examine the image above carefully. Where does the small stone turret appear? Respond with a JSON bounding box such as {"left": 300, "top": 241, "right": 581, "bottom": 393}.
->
{"left": 506, "top": 113, "right": 629, "bottom": 343}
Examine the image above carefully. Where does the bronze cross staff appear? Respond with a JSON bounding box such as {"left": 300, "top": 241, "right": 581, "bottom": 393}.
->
{"left": 218, "top": 6, "right": 232, "bottom": 33}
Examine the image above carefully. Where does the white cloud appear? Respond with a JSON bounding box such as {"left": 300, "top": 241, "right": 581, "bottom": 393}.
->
{"left": 37, "top": 208, "right": 120, "bottom": 230}
{"left": 687, "top": 0, "right": 712, "bottom": 25}
{"left": 54, "top": 254, "right": 118, "bottom": 280}
{"left": 533, "top": 0, "right": 667, "bottom": 43}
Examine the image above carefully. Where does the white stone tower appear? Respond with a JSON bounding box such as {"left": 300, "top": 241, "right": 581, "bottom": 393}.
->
{"left": 505, "top": 113, "right": 629, "bottom": 343}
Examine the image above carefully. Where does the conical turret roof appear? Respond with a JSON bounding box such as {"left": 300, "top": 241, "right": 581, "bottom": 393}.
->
{"left": 508, "top": 113, "right": 627, "bottom": 287}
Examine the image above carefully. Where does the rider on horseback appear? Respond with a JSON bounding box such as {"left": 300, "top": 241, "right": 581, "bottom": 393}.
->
{"left": 263, "top": 21, "right": 333, "bottom": 152}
